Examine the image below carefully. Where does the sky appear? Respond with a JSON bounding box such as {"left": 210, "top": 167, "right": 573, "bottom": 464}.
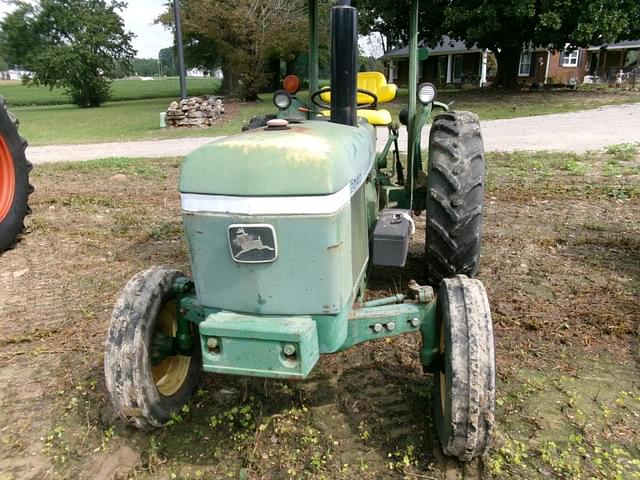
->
{"left": 0, "top": 1, "right": 384, "bottom": 60}
{"left": 0, "top": 0, "right": 174, "bottom": 58}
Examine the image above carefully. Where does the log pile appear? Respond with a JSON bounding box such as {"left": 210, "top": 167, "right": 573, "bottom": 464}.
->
{"left": 165, "top": 97, "right": 225, "bottom": 128}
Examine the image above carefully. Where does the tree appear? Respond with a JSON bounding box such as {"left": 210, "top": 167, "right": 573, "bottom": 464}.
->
{"left": 443, "top": 0, "right": 640, "bottom": 87}
{"left": 359, "top": 0, "right": 640, "bottom": 87}
{"left": 159, "top": 0, "right": 310, "bottom": 100}
{"left": 132, "top": 58, "right": 161, "bottom": 77}
{"left": 358, "top": 0, "right": 446, "bottom": 53}
{"left": 158, "top": 47, "right": 177, "bottom": 76}
{"left": 0, "top": 0, "right": 135, "bottom": 107}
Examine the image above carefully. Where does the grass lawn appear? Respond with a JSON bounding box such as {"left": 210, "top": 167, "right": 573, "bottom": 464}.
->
{"left": 9, "top": 85, "right": 640, "bottom": 146}
{"left": 14, "top": 97, "right": 273, "bottom": 145}
{"left": 0, "top": 77, "right": 220, "bottom": 106}
{"left": 385, "top": 87, "right": 640, "bottom": 120}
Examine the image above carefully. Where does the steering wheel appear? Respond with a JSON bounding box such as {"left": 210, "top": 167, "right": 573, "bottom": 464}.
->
{"left": 310, "top": 87, "right": 378, "bottom": 111}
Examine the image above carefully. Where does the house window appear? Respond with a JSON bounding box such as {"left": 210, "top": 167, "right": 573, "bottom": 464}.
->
{"left": 519, "top": 52, "right": 532, "bottom": 76}
{"left": 453, "top": 55, "right": 463, "bottom": 82}
{"left": 562, "top": 50, "right": 579, "bottom": 67}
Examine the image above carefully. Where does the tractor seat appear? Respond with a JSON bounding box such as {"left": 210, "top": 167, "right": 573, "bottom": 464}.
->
{"left": 355, "top": 109, "right": 393, "bottom": 126}
{"left": 320, "top": 71, "right": 397, "bottom": 126}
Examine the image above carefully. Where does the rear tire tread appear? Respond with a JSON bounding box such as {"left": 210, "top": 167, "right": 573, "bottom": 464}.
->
{"left": 0, "top": 97, "right": 32, "bottom": 252}
{"left": 425, "top": 111, "right": 484, "bottom": 287}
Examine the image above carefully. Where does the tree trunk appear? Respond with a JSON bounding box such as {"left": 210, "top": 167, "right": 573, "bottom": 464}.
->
{"left": 221, "top": 64, "right": 239, "bottom": 96}
{"left": 494, "top": 46, "right": 521, "bottom": 88}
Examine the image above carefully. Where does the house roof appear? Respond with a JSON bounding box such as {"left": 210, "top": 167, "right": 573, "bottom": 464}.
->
{"left": 381, "top": 35, "right": 482, "bottom": 60}
{"left": 588, "top": 40, "right": 640, "bottom": 51}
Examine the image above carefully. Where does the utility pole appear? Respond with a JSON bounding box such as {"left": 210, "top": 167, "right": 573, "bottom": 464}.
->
{"left": 173, "top": 0, "right": 187, "bottom": 99}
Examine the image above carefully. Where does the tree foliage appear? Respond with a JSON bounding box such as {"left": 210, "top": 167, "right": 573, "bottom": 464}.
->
{"left": 0, "top": 0, "right": 135, "bottom": 107}
{"left": 358, "top": 0, "right": 446, "bottom": 52}
{"left": 159, "top": 0, "right": 312, "bottom": 100}
{"left": 131, "top": 58, "right": 161, "bottom": 77}
{"left": 359, "top": 0, "right": 640, "bottom": 87}
{"left": 444, "top": 0, "right": 640, "bottom": 86}
{"left": 158, "top": 47, "right": 177, "bottom": 76}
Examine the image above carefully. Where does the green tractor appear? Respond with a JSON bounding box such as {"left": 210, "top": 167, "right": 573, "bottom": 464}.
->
{"left": 105, "top": 0, "right": 494, "bottom": 461}
{"left": 0, "top": 97, "right": 32, "bottom": 253}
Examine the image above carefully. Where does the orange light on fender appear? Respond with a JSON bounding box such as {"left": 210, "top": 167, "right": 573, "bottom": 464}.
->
{"left": 283, "top": 75, "right": 301, "bottom": 95}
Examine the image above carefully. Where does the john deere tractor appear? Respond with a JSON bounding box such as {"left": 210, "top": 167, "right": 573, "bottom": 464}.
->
{"left": 0, "top": 97, "right": 32, "bottom": 253}
{"left": 105, "top": 0, "right": 495, "bottom": 461}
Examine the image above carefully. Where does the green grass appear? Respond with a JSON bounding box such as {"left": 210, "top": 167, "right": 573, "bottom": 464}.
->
{"left": 605, "top": 142, "right": 640, "bottom": 162}
{"left": 47, "top": 156, "right": 177, "bottom": 177}
{"left": 385, "top": 88, "right": 640, "bottom": 121}
{"left": 14, "top": 97, "right": 273, "bottom": 145}
{"left": 1, "top": 77, "right": 220, "bottom": 106}
{"left": 9, "top": 83, "right": 640, "bottom": 145}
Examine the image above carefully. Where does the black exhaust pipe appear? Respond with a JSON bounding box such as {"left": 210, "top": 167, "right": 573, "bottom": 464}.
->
{"left": 330, "top": 0, "right": 358, "bottom": 127}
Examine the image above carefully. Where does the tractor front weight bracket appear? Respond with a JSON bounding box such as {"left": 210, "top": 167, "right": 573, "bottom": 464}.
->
{"left": 340, "top": 294, "right": 440, "bottom": 373}
{"left": 172, "top": 278, "right": 200, "bottom": 356}
{"left": 160, "top": 280, "right": 443, "bottom": 376}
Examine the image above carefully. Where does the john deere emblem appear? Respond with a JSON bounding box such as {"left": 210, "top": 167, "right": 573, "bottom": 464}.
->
{"left": 228, "top": 224, "right": 277, "bottom": 263}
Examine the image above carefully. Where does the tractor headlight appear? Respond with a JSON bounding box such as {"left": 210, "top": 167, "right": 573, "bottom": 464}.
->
{"left": 417, "top": 83, "right": 436, "bottom": 105}
{"left": 273, "top": 90, "right": 292, "bottom": 110}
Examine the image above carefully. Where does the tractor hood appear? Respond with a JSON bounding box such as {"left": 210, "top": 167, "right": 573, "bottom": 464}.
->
{"left": 179, "top": 120, "right": 375, "bottom": 197}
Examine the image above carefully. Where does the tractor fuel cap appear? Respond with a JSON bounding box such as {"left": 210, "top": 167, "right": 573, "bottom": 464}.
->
{"left": 265, "top": 118, "right": 290, "bottom": 130}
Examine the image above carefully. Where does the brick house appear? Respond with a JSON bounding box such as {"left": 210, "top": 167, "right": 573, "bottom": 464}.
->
{"left": 383, "top": 37, "right": 640, "bottom": 87}
{"left": 586, "top": 40, "right": 640, "bottom": 82}
{"left": 519, "top": 48, "right": 588, "bottom": 85}
{"left": 383, "top": 36, "right": 491, "bottom": 87}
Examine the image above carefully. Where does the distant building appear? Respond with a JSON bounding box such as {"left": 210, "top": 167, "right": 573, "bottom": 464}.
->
{"left": 586, "top": 40, "right": 640, "bottom": 83}
{"left": 381, "top": 36, "right": 640, "bottom": 87}
{"left": 382, "top": 36, "right": 489, "bottom": 87}
{"left": 0, "top": 69, "right": 32, "bottom": 81}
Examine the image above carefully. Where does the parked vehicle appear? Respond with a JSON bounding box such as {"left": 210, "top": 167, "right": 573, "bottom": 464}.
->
{"left": 105, "top": 0, "right": 494, "bottom": 461}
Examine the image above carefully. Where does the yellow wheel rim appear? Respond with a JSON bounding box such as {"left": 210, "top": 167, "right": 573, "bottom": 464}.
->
{"left": 152, "top": 300, "right": 192, "bottom": 397}
{"left": 439, "top": 316, "right": 446, "bottom": 414}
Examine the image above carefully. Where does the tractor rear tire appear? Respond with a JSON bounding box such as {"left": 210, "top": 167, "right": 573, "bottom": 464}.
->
{"left": 0, "top": 98, "right": 32, "bottom": 253}
{"left": 242, "top": 114, "right": 277, "bottom": 131}
{"left": 433, "top": 275, "right": 495, "bottom": 461}
{"left": 104, "top": 266, "right": 201, "bottom": 429}
{"left": 425, "top": 111, "right": 484, "bottom": 287}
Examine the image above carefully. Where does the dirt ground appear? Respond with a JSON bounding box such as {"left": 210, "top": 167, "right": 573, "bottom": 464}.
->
{"left": 0, "top": 147, "right": 638, "bottom": 479}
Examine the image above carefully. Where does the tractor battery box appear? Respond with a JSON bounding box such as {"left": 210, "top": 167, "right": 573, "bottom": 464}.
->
{"left": 372, "top": 209, "right": 413, "bottom": 267}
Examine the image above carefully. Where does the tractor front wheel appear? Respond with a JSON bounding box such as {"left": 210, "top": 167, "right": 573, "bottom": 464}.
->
{"left": 433, "top": 275, "right": 495, "bottom": 461}
{"left": 425, "top": 111, "right": 484, "bottom": 287}
{"left": 0, "top": 99, "right": 32, "bottom": 252}
{"left": 104, "top": 266, "right": 201, "bottom": 429}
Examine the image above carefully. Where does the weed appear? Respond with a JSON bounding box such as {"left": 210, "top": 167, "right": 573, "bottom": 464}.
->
{"left": 150, "top": 222, "right": 183, "bottom": 240}
{"left": 606, "top": 142, "right": 639, "bottom": 161}
{"left": 357, "top": 421, "right": 370, "bottom": 442}
{"left": 60, "top": 195, "right": 117, "bottom": 210}
{"left": 166, "top": 404, "right": 191, "bottom": 426}
{"left": 41, "top": 426, "right": 69, "bottom": 464}
{"left": 387, "top": 443, "right": 418, "bottom": 472}
{"left": 564, "top": 159, "right": 587, "bottom": 175}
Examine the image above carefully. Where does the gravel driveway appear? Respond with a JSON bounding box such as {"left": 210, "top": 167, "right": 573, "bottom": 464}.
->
{"left": 28, "top": 103, "right": 640, "bottom": 164}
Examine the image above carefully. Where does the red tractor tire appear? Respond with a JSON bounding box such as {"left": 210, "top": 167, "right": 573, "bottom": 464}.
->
{"left": 0, "top": 98, "right": 32, "bottom": 253}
